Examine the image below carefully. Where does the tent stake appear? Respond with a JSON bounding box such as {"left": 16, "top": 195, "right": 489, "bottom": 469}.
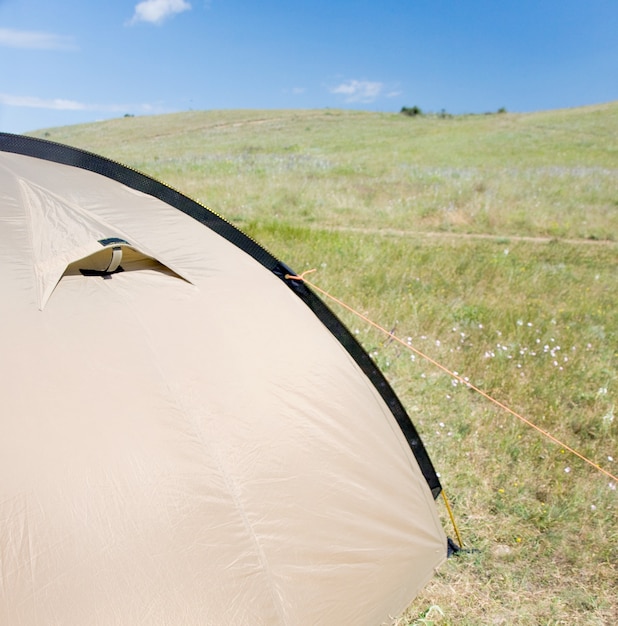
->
{"left": 441, "top": 490, "right": 463, "bottom": 550}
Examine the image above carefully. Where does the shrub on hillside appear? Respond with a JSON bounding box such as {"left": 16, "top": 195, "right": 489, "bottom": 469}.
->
{"left": 401, "top": 106, "right": 423, "bottom": 117}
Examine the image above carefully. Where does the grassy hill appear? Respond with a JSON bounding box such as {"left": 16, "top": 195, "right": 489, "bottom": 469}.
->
{"left": 29, "top": 104, "right": 618, "bottom": 624}
{"left": 33, "top": 103, "right": 618, "bottom": 243}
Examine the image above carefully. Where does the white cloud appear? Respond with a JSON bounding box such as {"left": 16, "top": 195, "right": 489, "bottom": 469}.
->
{"left": 283, "top": 87, "right": 306, "bottom": 96}
{"left": 0, "top": 94, "right": 86, "bottom": 111}
{"left": 0, "top": 93, "right": 162, "bottom": 115}
{"left": 331, "top": 79, "right": 384, "bottom": 103}
{"left": 0, "top": 28, "right": 76, "bottom": 50}
{"left": 129, "top": 0, "right": 191, "bottom": 25}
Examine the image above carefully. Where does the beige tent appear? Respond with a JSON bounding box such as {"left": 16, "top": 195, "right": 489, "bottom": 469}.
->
{"left": 0, "top": 133, "right": 446, "bottom": 625}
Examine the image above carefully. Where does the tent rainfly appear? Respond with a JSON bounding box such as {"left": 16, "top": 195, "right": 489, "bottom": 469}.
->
{"left": 0, "top": 132, "right": 447, "bottom": 625}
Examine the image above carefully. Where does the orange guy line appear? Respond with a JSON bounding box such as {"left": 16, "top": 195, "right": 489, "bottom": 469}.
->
{"left": 286, "top": 271, "right": 618, "bottom": 485}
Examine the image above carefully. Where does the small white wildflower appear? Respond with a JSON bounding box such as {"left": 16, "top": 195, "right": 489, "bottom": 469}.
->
{"left": 609, "top": 482, "right": 616, "bottom": 491}
{"left": 478, "top": 323, "right": 484, "bottom": 329}
{"left": 564, "top": 467, "right": 571, "bottom": 473}
{"left": 608, "top": 456, "right": 614, "bottom": 462}
{"left": 439, "top": 422, "right": 445, "bottom": 428}
{"left": 598, "top": 387, "right": 608, "bottom": 396}
{"left": 527, "top": 322, "right": 533, "bottom": 327}
{"left": 504, "top": 249, "right": 509, "bottom": 255}
{"left": 517, "top": 320, "right": 523, "bottom": 326}
{"left": 435, "top": 339, "right": 441, "bottom": 347}
{"left": 591, "top": 504, "right": 597, "bottom": 511}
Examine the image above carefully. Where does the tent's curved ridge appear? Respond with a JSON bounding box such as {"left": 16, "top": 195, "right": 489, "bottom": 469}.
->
{"left": 0, "top": 131, "right": 441, "bottom": 499}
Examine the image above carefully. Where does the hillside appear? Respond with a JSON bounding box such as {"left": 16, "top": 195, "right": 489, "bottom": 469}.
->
{"left": 30, "top": 103, "right": 618, "bottom": 245}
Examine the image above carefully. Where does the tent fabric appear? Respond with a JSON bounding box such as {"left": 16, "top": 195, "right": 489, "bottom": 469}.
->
{"left": 0, "top": 133, "right": 446, "bottom": 625}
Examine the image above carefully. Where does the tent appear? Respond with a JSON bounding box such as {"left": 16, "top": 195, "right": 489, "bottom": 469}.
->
{"left": 0, "top": 132, "right": 446, "bottom": 625}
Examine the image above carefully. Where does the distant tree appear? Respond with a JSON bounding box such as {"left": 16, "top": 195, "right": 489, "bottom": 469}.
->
{"left": 400, "top": 106, "right": 422, "bottom": 117}
{"left": 497, "top": 107, "right": 507, "bottom": 114}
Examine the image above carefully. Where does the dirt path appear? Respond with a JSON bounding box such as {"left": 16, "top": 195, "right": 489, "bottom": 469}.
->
{"left": 321, "top": 225, "right": 617, "bottom": 246}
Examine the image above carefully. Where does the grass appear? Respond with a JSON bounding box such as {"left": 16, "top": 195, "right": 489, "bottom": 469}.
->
{"left": 35, "top": 104, "right": 618, "bottom": 241}
{"left": 30, "top": 103, "right": 618, "bottom": 624}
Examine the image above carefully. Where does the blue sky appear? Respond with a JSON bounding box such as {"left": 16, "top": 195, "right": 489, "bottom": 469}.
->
{"left": 1, "top": 0, "right": 617, "bottom": 133}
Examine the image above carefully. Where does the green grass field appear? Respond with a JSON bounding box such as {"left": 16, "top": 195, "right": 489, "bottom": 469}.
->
{"left": 31, "top": 103, "right": 618, "bottom": 624}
